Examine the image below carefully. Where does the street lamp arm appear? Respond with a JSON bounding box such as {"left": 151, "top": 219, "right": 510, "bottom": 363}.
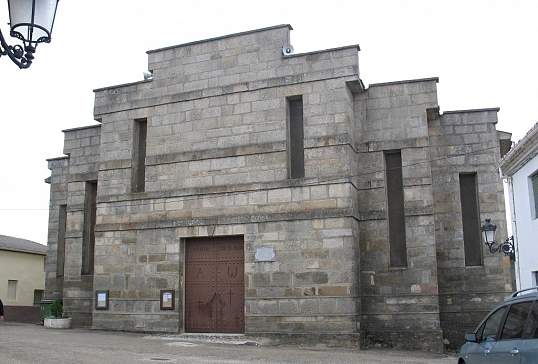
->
{"left": 0, "top": 28, "right": 34, "bottom": 69}
{"left": 484, "top": 236, "right": 515, "bottom": 260}
{"left": 485, "top": 240, "right": 503, "bottom": 254}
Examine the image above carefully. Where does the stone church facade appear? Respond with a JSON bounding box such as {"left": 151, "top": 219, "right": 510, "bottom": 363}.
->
{"left": 44, "top": 25, "right": 514, "bottom": 351}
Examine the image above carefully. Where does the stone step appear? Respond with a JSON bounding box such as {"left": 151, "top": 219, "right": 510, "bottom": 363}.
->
{"left": 144, "top": 333, "right": 263, "bottom": 346}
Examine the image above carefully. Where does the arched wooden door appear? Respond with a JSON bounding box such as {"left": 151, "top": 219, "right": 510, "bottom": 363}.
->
{"left": 185, "top": 236, "right": 244, "bottom": 333}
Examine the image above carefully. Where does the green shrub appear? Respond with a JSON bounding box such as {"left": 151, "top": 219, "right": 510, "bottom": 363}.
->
{"left": 50, "top": 299, "right": 63, "bottom": 318}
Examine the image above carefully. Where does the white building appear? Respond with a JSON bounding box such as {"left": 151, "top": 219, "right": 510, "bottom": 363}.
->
{"left": 500, "top": 122, "right": 538, "bottom": 290}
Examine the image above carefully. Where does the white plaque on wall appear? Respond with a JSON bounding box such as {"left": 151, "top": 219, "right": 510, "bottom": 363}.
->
{"left": 255, "top": 246, "right": 275, "bottom": 262}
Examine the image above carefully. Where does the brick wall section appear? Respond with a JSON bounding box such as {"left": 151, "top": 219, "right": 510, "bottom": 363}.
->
{"left": 429, "top": 109, "right": 514, "bottom": 349}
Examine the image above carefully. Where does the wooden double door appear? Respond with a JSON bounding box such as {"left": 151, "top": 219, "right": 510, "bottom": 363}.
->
{"left": 185, "top": 236, "right": 244, "bottom": 333}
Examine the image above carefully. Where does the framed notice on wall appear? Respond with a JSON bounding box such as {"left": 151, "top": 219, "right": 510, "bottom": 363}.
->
{"left": 95, "top": 290, "right": 109, "bottom": 310}
{"left": 160, "top": 290, "right": 175, "bottom": 310}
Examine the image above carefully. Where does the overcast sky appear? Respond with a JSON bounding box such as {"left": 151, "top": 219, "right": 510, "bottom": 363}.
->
{"left": 0, "top": 0, "right": 537, "bottom": 244}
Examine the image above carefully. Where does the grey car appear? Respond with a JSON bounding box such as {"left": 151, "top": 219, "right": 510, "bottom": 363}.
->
{"left": 458, "top": 287, "right": 538, "bottom": 363}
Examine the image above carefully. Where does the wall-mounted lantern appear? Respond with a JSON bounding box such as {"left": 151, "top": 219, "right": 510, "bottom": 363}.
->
{"left": 0, "top": 0, "right": 60, "bottom": 68}
{"left": 481, "top": 218, "right": 515, "bottom": 260}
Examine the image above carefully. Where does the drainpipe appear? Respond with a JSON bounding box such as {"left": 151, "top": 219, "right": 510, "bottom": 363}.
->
{"left": 506, "top": 176, "right": 521, "bottom": 289}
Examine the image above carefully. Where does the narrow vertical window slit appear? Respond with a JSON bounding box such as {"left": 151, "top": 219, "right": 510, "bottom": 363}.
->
{"left": 460, "top": 173, "right": 482, "bottom": 266}
{"left": 287, "top": 96, "right": 304, "bottom": 179}
{"left": 132, "top": 119, "right": 147, "bottom": 193}
{"left": 385, "top": 150, "right": 407, "bottom": 268}
{"left": 56, "top": 204, "right": 67, "bottom": 277}
{"left": 82, "top": 181, "right": 97, "bottom": 275}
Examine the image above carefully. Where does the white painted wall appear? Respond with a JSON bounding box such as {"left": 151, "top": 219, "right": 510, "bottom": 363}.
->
{"left": 508, "top": 155, "right": 538, "bottom": 290}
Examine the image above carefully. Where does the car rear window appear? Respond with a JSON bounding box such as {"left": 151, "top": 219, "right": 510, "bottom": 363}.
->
{"left": 501, "top": 301, "right": 533, "bottom": 340}
{"left": 523, "top": 300, "right": 538, "bottom": 339}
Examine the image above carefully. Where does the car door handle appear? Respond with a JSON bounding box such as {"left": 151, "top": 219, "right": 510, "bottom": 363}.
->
{"left": 510, "top": 348, "right": 519, "bottom": 355}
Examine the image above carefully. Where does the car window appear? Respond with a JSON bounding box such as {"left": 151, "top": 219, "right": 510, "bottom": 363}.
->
{"left": 481, "top": 306, "right": 508, "bottom": 341}
{"left": 522, "top": 300, "right": 538, "bottom": 339}
{"left": 476, "top": 322, "right": 485, "bottom": 339}
{"left": 501, "top": 302, "right": 533, "bottom": 340}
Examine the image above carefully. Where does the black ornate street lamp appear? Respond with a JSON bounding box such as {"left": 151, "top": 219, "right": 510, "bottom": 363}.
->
{"left": 0, "top": 0, "right": 59, "bottom": 69}
{"left": 481, "top": 218, "right": 515, "bottom": 260}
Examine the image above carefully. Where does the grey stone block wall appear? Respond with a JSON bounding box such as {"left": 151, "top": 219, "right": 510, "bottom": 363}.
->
{"left": 92, "top": 227, "right": 180, "bottom": 332}
{"left": 95, "top": 78, "right": 357, "bottom": 196}
{"left": 244, "top": 219, "right": 359, "bottom": 335}
{"left": 82, "top": 25, "right": 359, "bottom": 337}
{"left": 45, "top": 25, "right": 512, "bottom": 351}
{"left": 92, "top": 218, "right": 359, "bottom": 335}
{"left": 46, "top": 125, "right": 101, "bottom": 327}
{"left": 355, "top": 79, "right": 443, "bottom": 352}
{"left": 45, "top": 157, "right": 69, "bottom": 300}
{"left": 429, "top": 109, "right": 513, "bottom": 349}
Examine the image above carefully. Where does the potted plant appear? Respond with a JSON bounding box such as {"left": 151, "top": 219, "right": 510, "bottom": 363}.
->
{"left": 43, "top": 300, "right": 71, "bottom": 329}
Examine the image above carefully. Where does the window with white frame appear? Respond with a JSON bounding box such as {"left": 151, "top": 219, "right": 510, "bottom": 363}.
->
{"left": 531, "top": 172, "right": 538, "bottom": 219}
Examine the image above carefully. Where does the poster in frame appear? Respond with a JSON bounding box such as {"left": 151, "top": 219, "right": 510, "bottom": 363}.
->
{"left": 95, "top": 290, "right": 109, "bottom": 310}
{"left": 160, "top": 290, "right": 175, "bottom": 310}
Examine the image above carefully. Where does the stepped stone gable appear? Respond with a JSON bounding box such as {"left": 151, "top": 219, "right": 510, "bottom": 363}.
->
{"left": 45, "top": 24, "right": 513, "bottom": 352}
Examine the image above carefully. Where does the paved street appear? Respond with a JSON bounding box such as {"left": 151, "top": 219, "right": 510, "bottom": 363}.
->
{"left": 0, "top": 323, "right": 456, "bottom": 364}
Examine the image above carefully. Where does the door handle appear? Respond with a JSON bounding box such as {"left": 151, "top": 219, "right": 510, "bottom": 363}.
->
{"left": 510, "top": 348, "right": 519, "bottom": 355}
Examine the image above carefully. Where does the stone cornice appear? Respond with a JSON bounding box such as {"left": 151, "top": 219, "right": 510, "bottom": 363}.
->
{"left": 93, "top": 72, "right": 358, "bottom": 116}
{"left": 146, "top": 24, "right": 293, "bottom": 54}
{"left": 368, "top": 77, "right": 439, "bottom": 88}
{"left": 95, "top": 208, "right": 356, "bottom": 232}
{"left": 96, "top": 176, "right": 356, "bottom": 204}
{"left": 500, "top": 121, "right": 538, "bottom": 176}
{"left": 96, "top": 134, "right": 356, "bottom": 172}
{"left": 142, "top": 134, "right": 355, "bottom": 167}
{"left": 62, "top": 124, "right": 101, "bottom": 133}
{"left": 443, "top": 107, "right": 500, "bottom": 115}
{"left": 284, "top": 44, "right": 361, "bottom": 58}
